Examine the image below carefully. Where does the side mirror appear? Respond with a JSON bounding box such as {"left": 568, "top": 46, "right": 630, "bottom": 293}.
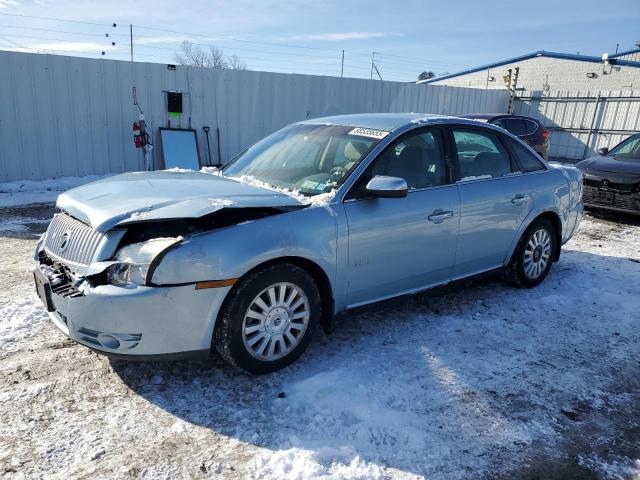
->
{"left": 365, "top": 175, "right": 408, "bottom": 198}
{"left": 597, "top": 147, "right": 609, "bottom": 156}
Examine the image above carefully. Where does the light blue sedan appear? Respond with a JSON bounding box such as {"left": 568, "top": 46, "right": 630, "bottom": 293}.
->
{"left": 34, "top": 113, "right": 583, "bottom": 373}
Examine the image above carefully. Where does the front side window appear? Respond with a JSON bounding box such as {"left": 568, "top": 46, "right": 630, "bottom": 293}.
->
{"left": 608, "top": 135, "right": 640, "bottom": 160}
{"left": 222, "top": 124, "right": 382, "bottom": 195}
{"left": 453, "top": 129, "right": 512, "bottom": 180}
{"left": 505, "top": 137, "right": 545, "bottom": 172}
{"left": 357, "top": 129, "right": 447, "bottom": 192}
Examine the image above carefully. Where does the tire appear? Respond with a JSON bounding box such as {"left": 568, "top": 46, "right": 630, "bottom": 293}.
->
{"left": 214, "top": 262, "right": 321, "bottom": 374}
{"left": 504, "top": 218, "right": 557, "bottom": 288}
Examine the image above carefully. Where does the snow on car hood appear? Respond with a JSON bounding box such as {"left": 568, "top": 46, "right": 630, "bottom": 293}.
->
{"left": 56, "top": 170, "right": 306, "bottom": 232}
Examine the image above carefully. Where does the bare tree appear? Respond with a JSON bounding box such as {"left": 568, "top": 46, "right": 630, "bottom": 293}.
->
{"left": 174, "top": 41, "right": 245, "bottom": 69}
{"left": 227, "top": 54, "right": 247, "bottom": 70}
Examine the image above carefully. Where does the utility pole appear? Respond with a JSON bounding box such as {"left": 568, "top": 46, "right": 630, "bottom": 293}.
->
{"left": 129, "top": 24, "right": 133, "bottom": 62}
{"left": 340, "top": 49, "right": 344, "bottom": 78}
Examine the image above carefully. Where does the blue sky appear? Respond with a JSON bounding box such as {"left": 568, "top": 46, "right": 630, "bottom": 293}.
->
{"left": 0, "top": 0, "right": 638, "bottom": 81}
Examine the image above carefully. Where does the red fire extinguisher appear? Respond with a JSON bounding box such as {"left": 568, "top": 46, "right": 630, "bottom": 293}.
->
{"left": 133, "top": 121, "right": 143, "bottom": 148}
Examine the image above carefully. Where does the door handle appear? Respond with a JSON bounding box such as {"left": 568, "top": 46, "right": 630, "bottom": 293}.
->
{"left": 428, "top": 210, "right": 454, "bottom": 223}
{"left": 511, "top": 194, "right": 530, "bottom": 205}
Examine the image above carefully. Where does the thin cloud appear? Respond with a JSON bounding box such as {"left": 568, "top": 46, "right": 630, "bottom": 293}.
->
{"left": 136, "top": 35, "right": 196, "bottom": 45}
{"left": 288, "top": 32, "right": 387, "bottom": 41}
{"left": 0, "top": 0, "right": 20, "bottom": 8}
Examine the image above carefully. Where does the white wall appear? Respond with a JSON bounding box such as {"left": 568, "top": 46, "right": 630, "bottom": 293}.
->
{"left": 429, "top": 56, "right": 639, "bottom": 93}
{"left": 0, "top": 51, "right": 509, "bottom": 182}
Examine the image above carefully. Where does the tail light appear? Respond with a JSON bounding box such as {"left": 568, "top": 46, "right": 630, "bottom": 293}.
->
{"left": 542, "top": 130, "right": 551, "bottom": 140}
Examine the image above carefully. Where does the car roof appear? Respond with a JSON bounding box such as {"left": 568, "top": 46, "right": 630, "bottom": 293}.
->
{"left": 463, "top": 113, "right": 540, "bottom": 122}
{"left": 299, "top": 113, "right": 457, "bottom": 131}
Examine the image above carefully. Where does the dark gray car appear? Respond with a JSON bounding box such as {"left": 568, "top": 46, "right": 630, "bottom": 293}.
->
{"left": 577, "top": 133, "right": 640, "bottom": 214}
{"left": 463, "top": 114, "right": 551, "bottom": 160}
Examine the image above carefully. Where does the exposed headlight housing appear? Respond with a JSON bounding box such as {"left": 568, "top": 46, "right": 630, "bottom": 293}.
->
{"left": 107, "top": 237, "right": 182, "bottom": 286}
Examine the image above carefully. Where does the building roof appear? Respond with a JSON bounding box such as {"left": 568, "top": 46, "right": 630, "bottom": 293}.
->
{"left": 610, "top": 47, "right": 640, "bottom": 59}
{"left": 418, "top": 50, "right": 640, "bottom": 84}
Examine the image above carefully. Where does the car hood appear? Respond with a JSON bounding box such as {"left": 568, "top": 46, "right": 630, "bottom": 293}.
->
{"left": 577, "top": 156, "right": 640, "bottom": 176}
{"left": 57, "top": 171, "right": 305, "bottom": 232}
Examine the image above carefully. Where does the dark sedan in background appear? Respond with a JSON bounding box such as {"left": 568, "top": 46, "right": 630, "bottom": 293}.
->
{"left": 577, "top": 133, "right": 640, "bottom": 215}
{"left": 463, "top": 114, "right": 551, "bottom": 160}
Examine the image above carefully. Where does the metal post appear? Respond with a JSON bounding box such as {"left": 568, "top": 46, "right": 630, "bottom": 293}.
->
{"left": 341, "top": 50, "right": 344, "bottom": 78}
{"left": 370, "top": 52, "right": 374, "bottom": 80}
{"left": 583, "top": 92, "right": 602, "bottom": 159}
{"left": 216, "top": 127, "right": 222, "bottom": 167}
{"left": 506, "top": 69, "right": 513, "bottom": 113}
{"left": 129, "top": 24, "right": 133, "bottom": 62}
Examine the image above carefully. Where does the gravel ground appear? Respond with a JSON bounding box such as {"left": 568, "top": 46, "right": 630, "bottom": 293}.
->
{"left": 0, "top": 204, "right": 639, "bottom": 480}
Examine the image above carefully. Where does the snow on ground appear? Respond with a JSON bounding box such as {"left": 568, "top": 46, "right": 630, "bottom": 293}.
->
{"left": 0, "top": 203, "right": 639, "bottom": 479}
{"left": 0, "top": 175, "right": 112, "bottom": 207}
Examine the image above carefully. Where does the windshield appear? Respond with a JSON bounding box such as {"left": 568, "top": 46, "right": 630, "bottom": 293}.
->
{"left": 221, "top": 124, "right": 384, "bottom": 195}
{"left": 608, "top": 134, "right": 640, "bottom": 161}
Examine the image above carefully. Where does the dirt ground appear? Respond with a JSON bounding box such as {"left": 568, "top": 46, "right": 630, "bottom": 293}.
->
{"left": 0, "top": 204, "right": 639, "bottom": 480}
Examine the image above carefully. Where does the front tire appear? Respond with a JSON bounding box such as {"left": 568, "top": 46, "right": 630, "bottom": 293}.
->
{"left": 214, "top": 262, "right": 321, "bottom": 374}
{"left": 504, "top": 218, "right": 557, "bottom": 288}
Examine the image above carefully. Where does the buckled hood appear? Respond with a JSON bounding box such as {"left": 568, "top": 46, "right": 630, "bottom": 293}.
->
{"left": 56, "top": 171, "right": 305, "bottom": 232}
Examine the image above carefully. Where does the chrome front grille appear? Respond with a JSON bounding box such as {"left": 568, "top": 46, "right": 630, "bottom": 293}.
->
{"left": 44, "top": 213, "right": 104, "bottom": 267}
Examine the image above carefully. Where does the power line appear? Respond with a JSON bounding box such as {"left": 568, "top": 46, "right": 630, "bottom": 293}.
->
{"left": 0, "top": 13, "right": 465, "bottom": 71}
{"left": 0, "top": 35, "right": 30, "bottom": 50}
{"left": 0, "top": 12, "right": 118, "bottom": 28}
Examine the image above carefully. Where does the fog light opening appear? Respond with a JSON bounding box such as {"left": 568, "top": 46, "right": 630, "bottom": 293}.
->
{"left": 97, "top": 333, "right": 121, "bottom": 349}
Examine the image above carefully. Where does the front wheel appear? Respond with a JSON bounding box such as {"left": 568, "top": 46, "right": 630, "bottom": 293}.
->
{"left": 504, "top": 218, "right": 557, "bottom": 288}
{"left": 214, "top": 263, "right": 321, "bottom": 374}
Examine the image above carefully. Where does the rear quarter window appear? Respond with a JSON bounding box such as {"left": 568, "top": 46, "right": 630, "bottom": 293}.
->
{"left": 505, "top": 137, "right": 546, "bottom": 172}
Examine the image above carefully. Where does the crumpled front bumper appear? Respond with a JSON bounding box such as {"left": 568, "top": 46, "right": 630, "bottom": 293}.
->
{"left": 39, "top": 266, "right": 232, "bottom": 358}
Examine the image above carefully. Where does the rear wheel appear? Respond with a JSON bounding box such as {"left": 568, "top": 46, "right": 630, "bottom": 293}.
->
{"left": 214, "top": 263, "right": 321, "bottom": 374}
{"left": 504, "top": 218, "right": 557, "bottom": 288}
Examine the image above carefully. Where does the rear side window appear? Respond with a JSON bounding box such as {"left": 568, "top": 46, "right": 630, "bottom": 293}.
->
{"left": 505, "top": 137, "right": 546, "bottom": 172}
{"left": 494, "top": 118, "right": 527, "bottom": 136}
{"left": 453, "top": 129, "right": 512, "bottom": 180}
{"left": 523, "top": 119, "right": 539, "bottom": 135}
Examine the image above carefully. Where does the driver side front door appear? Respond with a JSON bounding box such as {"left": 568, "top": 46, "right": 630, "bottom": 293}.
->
{"left": 343, "top": 127, "right": 460, "bottom": 307}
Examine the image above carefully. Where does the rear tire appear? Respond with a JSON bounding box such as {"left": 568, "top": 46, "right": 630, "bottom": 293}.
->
{"left": 504, "top": 218, "right": 557, "bottom": 288}
{"left": 214, "top": 262, "right": 321, "bottom": 374}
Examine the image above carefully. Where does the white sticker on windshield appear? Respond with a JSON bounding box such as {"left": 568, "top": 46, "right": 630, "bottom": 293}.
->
{"left": 348, "top": 127, "right": 389, "bottom": 139}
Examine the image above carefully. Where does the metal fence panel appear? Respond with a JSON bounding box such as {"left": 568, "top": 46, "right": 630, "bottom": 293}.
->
{"left": 514, "top": 89, "right": 640, "bottom": 160}
{"left": 0, "top": 51, "right": 509, "bottom": 182}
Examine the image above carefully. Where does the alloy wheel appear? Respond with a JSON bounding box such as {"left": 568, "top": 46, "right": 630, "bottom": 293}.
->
{"left": 523, "top": 228, "right": 552, "bottom": 280}
{"left": 242, "top": 282, "right": 310, "bottom": 361}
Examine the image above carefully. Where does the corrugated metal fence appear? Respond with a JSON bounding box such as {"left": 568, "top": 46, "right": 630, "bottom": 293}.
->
{"left": 0, "top": 51, "right": 508, "bottom": 182}
{"left": 514, "top": 90, "right": 640, "bottom": 161}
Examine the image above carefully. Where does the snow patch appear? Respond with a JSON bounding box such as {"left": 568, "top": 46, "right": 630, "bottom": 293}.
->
{"left": 0, "top": 174, "right": 113, "bottom": 207}
{"left": 253, "top": 447, "right": 387, "bottom": 480}
{"left": 208, "top": 198, "right": 236, "bottom": 207}
{"left": 229, "top": 175, "right": 336, "bottom": 207}
{"left": 0, "top": 293, "right": 48, "bottom": 348}
{"left": 458, "top": 175, "right": 492, "bottom": 182}
{"left": 0, "top": 217, "right": 49, "bottom": 233}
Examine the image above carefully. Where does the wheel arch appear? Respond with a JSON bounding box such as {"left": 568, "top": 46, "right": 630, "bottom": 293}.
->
{"left": 507, "top": 210, "right": 563, "bottom": 265}
{"left": 520, "top": 211, "right": 563, "bottom": 262}
{"left": 218, "top": 256, "right": 335, "bottom": 334}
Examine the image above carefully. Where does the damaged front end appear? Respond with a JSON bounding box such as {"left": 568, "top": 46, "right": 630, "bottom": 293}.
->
{"left": 36, "top": 204, "right": 303, "bottom": 290}
{"left": 33, "top": 201, "right": 303, "bottom": 357}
